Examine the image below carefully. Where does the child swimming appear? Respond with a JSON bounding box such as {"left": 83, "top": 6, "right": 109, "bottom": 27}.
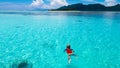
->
{"left": 64, "top": 44, "right": 77, "bottom": 63}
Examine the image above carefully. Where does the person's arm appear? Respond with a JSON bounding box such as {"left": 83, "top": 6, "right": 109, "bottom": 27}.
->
{"left": 71, "top": 49, "right": 74, "bottom": 52}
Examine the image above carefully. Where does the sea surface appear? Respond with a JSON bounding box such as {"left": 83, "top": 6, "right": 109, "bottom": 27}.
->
{"left": 0, "top": 11, "right": 120, "bottom": 68}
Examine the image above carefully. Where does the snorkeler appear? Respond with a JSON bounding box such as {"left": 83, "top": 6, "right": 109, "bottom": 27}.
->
{"left": 64, "top": 44, "right": 78, "bottom": 64}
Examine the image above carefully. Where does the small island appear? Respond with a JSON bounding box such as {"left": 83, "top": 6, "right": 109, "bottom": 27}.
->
{"left": 50, "top": 3, "right": 120, "bottom": 11}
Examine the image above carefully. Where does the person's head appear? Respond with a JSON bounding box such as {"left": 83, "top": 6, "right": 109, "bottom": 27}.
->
{"left": 67, "top": 44, "right": 71, "bottom": 49}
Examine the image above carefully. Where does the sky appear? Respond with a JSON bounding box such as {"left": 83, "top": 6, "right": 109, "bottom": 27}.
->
{"left": 0, "top": 0, "right": 120, "bottom": 10}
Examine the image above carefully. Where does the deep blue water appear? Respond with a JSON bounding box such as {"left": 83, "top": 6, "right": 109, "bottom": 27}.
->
{"left": 0, "top": 11, "right": 120, "bottom": 68}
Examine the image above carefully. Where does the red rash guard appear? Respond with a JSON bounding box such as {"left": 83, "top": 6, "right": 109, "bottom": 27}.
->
{"left": 66, "top": 48, "right": 72, "bottom": 54}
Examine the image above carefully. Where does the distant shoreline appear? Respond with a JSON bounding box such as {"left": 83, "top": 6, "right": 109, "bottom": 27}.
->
{"left": 0, "top": 10, "right": 120, "bottom": 15}
{"left": 49, "top": 10, "right": 118, "bottom": 12}
{"left": 0, "top": 10, "right": 120, "bottom": 12}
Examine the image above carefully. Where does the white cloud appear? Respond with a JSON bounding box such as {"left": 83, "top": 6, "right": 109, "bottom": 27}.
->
{"left": 105, "top": 0, "right": 117, "bottom": 6}
{"left": 30, "top": 0, "right": 68, "bottom": 9}
{"left": 50, "top": 0, "right": 68, "bottom": 7}
{"left": 30, "top": 0, "right": 44, "bottom": 7}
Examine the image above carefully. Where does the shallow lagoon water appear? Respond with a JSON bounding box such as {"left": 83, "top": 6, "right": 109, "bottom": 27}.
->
{"left": 0, "top": 11, "right": 120, "bottom": 68}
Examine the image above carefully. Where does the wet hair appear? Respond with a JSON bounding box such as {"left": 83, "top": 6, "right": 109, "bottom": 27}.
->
{"left": 67, "top": 45, "right": 71, "bottom": 49}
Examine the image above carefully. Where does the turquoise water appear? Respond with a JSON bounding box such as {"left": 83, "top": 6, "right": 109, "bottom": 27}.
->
{"left": 0, "top": 11, "right": 120, "bottom": 68}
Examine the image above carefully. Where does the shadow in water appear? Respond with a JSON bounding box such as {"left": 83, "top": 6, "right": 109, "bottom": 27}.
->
{"left": 76, "top": 20, "right": 83, "bottom": 22}
{"left": 11, "top": 60, "right": 33, "bottom": 68}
